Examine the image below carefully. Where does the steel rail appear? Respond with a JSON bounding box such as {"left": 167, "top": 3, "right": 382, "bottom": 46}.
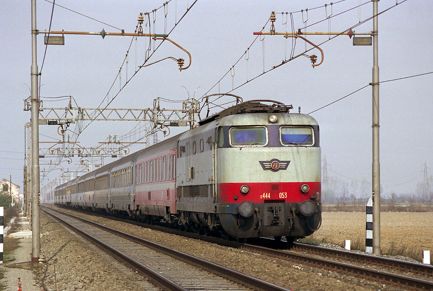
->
{"left": 293, "top": 242, "right": 433, "bottom": 277}
{"left": 43, "top": 207, "right": 184, "bottom": 290}
{"left": 241, "top": 243, "right": 433, "bottom": 290}
{"left": 43, "top": 206, "right": 288, "bottom": 291}
{"left": 50, "top": 205, "right": 244, "bottom": 248}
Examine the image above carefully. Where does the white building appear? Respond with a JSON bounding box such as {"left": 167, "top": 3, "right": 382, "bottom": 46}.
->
{"left": 0, "top": 178, "right": 21, "bottom": 205}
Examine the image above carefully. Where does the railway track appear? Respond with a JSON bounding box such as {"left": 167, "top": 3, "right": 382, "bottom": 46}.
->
{"left": 42, "top": 206, "right": 288, "bottom": 291}
{"left": 292, "top": 241, "right": 433, "bottom": 279}
{"left": 47, "top": 206, "right": 433, "bottom": 289}
{"left": 242, "top": 241, "right": 433, "bottom": 290}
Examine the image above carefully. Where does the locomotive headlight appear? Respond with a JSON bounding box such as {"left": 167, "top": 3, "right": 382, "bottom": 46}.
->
{"left": 240, "top": 185, "right": 250, "bottom": 195}
{"left": 268, "top": 114, "right": 278, "bottom": 123}
{"left": 300, "top": 184, "right": 310, "bottom": 194}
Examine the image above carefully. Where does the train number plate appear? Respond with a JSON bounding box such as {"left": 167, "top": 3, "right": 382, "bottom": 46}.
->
{"left": 259, "top": 192, "right": 287, "bottom": 200}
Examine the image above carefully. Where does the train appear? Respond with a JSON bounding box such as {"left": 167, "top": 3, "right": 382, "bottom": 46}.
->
{"left": 54, "top": 100, "right": 322, "bottom": 241}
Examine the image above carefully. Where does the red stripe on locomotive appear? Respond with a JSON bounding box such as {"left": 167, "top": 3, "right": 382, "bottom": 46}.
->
{"left": 218, "top": 182, "right": 320, "bottom": 204}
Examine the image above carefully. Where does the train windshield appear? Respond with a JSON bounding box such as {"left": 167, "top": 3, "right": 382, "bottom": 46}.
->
{"left": 280, "top": 126, "right": 314, "bottom": 146}
{"left": 229, "top": 127, "right": 267, "bottom": 146}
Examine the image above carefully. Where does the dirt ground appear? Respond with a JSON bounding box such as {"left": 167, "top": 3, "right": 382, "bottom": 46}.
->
{"left": 304, "top": 211, "right": 433, "bottom": 261}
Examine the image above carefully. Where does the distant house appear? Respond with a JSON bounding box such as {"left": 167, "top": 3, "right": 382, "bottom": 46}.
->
{"left": 0, "top": 178, "right": 20, "bottom": 204}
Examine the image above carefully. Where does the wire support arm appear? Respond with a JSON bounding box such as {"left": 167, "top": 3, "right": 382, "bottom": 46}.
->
{"left": 151, "top": 37, "right": 192, "bottom": 71}
{"left": 39, "top": 30, "right": 168, "bottom": 39}
{"left": 253, "top": 30, "right": 371, "bottom": 37}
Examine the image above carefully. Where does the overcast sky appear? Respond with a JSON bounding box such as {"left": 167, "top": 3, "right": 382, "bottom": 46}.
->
{"left": 1, "top": 0, "right": 432, "bottom": 196}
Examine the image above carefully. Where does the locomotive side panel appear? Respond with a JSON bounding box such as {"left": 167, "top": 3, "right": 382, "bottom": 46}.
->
{"left": 176, "top": 125, "right": 216, "bottom": 213}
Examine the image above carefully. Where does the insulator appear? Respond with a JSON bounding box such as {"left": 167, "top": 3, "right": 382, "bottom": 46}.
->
{"left": 270, "top": 11, "right": 276, "bottom": 23}
{"left": 310, "top": 55, "right": 317, "bottom": 65}
{"left": 177, "top": 58, "right": 185, "bottom": 70}
{"left": 270, "top": 11, "right": 276, "bottom": 34}
{"left": 137, "top": 13, "right": 144, "bottom": 24}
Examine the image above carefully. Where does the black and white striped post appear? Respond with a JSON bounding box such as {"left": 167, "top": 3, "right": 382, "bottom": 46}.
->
{"left": 0, "top": 206, "right": 3, "bottom": 264}
{"left": 365, "top": 197, "right": 373, "bottom": 254}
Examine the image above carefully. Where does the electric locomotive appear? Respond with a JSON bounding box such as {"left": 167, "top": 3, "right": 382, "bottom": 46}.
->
{"left": 176, "top": 100, "right": 321, "bottom": 240}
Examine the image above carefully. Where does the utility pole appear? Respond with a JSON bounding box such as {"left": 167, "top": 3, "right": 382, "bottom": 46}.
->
{"left": 253, "top": 7, "right": 382, "bottom": 254}
{"left": 30, "top": 0, "right": 40, "bottom": 262}
{"left": 23, "top": 124, "right": 27, "bottom": 215}
{"left": 24, "top": 123, "right": 32, "bottom": 218}
{"left": 371, "top": 0, "right": 381, "bottom": 256}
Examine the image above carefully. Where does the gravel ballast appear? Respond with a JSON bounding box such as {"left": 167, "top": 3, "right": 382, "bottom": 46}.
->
{"left": 36, "top": 211, "right": 159, "bottom": 291}
{"left": 39, "top": 206, "right": 393, "bottom": 290}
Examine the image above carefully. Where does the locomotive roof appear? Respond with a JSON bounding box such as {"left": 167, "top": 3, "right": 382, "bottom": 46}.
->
{"left": 199, "top": 99, "right": 293, "bottom": 126}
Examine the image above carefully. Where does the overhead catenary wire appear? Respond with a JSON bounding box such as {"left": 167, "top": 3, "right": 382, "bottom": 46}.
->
{"left": 38, "top": 0, "right": 56, "bottom": 97}
{"left": 64, "top": 0, "right": 198, "bottom": 173}
{"left": 201, "top": 0, "right": 353, "bottom": 103}
{"left": 37, "top": 1, "right": 175, "bottom": 166}
{"left": 42, "top": 0, "right": 124, "bottom": 31}
{"left": 378, "top": 70, "right": 433, "bottom": 84}
{"left": 200, "top": 19, "right": 269, "bottom": 100}
{"left": 38, "top": 1, "right": 179, "bottom": 172}
{"left": 75, "top": 0, "right": 198, "bottom": 137}
{"left": 308, "top": 84, "right": 370, "bottom": 114}
{"left": 93, "top": 1, "right": 175, "bottom": 111}
{"left": 42, "top": 1, "right": 414, "bottom": 178}
{"left": 39, "top": 0, "right": 55, "bottom": 73}
{"left": 275, "top": 0, "right": 348, "bottom": 15}
{"left": 308, "top": 70, "right": 433, "bottom": 114}
{"left": 202, "top": 0, "right": 409, "bottom": 115}
{"left": 299, "top": 0, "right": 370, "bottom": 31}
{"left": 37, "top": 0, "right": 124, "bottom": 131}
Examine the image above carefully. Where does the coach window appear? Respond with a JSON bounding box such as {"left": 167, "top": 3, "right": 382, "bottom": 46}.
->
{"left": 156, "top": 159, "right": 159, "bottom": 182}
{"left": 192, "top": 141, "right": 197, "bottom": 155}
{"left": 161, "top": 158, "right": 164, "bottom": 181}
{"left": 178, "top": 143, "right": 186, "bottom": 158}
{"left": 144, "top": 162, "right": 148, "bottom": 183}
{"left": 159, "top": 158, "right": 162, "bottom": 181}
{"left": 158, "top": 158, "right": 162, "bottom": 182}
{"left": 150, "top": 161, "right": 153, "bottom": 182}
{"left": 280, "top": 126, "right": 314, "bottom": 146}
{"left": 200, "top": 139, "right": 204, "bottom": 152}
{"left": 164, "top": 156, "right": 168, "bottom": 181}
{"left": 229, "top": 126, "right": 267, "bottom": 146}
{"left": 167, "top": 156, "right": 170, "bottom": 181}
{"left": 153, "top": 160, "right": 156, "bottom": 182}
{"left": 171, "top": 155, "right": 176, "bottom": 180}
{"left": 129, "top": 167, "right": 132, "bottom": 185}
{"left": 186, "top": 142, "right": 190, "bottom": 155}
